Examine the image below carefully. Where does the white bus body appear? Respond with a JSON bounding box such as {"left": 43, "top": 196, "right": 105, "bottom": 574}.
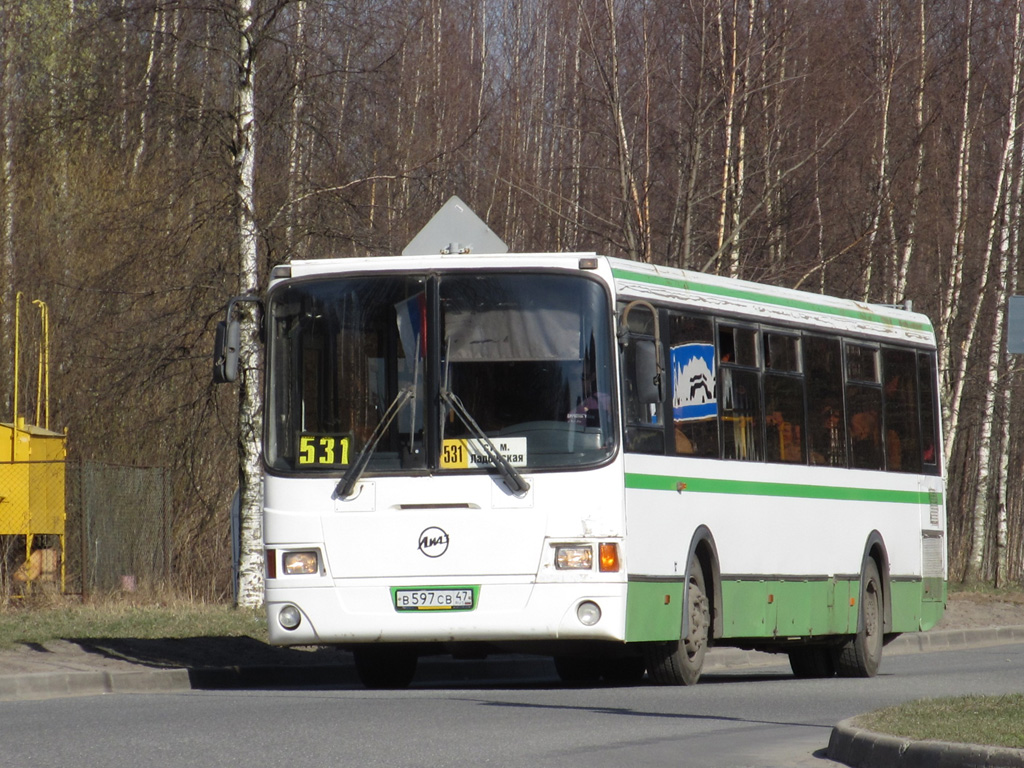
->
{"left": 217, "top": 216, "right": 945, "bottom": 687}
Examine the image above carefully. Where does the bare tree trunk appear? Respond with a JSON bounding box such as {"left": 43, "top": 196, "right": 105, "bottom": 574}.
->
{"left": 1000, "top": 142, "right": 1024, "bottom": 585}
{"left": 892, "top": 0, "right": 927, "bottom": 305}
{"left": 285, "top": 0, "right": 307, "bottom": 257}
{"left": 131, "top": 4, "right": 163, "bottom": 179}
{"left": 670, "top": 4, "right": 712, "bottom": 270}
{"left": 940, "top": 0, "right": 974, "bottom": 469}
{"left": 715, "top": 0, "right": 739, "bottom": 272}
{"left": 0, "top": 2, "right": 15, "bottom": 416}
{"left": 234, "top": 0, "right": 264, "bottom": 609}
{"left": 590, "top": 0, "right": 648, "bottom": 262}
{"left": 862, "top": 0, "right": 895, "bottom": 302}
{"left": 965, "top": 1, "right": 1022, "bottom": 582}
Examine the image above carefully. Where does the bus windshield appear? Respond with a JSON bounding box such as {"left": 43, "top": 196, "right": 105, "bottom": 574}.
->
{"left": 265, "top": 271, "right": 616, "bottom": 475}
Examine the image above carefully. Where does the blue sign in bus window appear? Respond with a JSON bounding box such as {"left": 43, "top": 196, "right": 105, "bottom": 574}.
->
{"left": 672, "top": 343, "right": 717, "bottom": 421}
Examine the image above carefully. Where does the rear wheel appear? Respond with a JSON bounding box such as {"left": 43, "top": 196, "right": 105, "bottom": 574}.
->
{"left": 644, "top": 559, "right": 710, "bottom": 685}
{"left": 834, "top": 559, "right": 884, "bottom": 677}
{"left": 353, "top": 646, "right": 418, "bottom": 689}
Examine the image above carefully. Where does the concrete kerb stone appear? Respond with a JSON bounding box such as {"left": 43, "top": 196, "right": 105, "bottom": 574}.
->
{"left": 885, "top": 626, "right": 1024, "bottom": 656}
{"left": 0, "top": 667, "right": 191, "bottom": 702}
{"left": 828, "top": 717, "right": 1024, "bottom": 768}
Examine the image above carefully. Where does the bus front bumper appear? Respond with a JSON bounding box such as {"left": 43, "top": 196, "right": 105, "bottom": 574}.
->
{"left": 265, "top": 580, "right": 628, "bottom": 647}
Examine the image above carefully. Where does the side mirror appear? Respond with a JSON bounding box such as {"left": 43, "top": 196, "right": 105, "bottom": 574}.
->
{"left": 213, "top": 318, "right": 241, "bottom": 383}
{"left": 635, "top": 339, "right": 662, "bottom": 403}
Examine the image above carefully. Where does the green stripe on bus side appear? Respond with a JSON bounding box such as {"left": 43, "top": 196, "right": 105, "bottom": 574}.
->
{"left": 611, "top": 266, "right": 934, "bottom": 334}
{"left": 625, "top": 472, "right": 936, "bottom": 505}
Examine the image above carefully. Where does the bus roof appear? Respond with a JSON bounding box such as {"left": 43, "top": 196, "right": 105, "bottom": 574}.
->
{"left": 279, "top": 251, "right": 935, "bottom": 347}
{"left": 608, "top": 257, "right": 936, "bottom": 346}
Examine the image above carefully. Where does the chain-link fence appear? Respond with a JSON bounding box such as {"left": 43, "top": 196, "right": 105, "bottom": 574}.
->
{"left": 1, "top": 460, "right": 170, "bottom": 599}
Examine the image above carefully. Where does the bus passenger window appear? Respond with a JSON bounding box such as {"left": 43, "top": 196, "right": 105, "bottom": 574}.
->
{"left": 721, "top": 368, "right": 762, "bottom": 461}
{"left": 804, "top": 336, "right": 845, "bottom": 466}
{"left": 669, "top": 313, "right": 719, "bottom": 457}
{"left": 719, "top": 325, "right": 761, "bottom": 461}
{"left": 883, "top": 348, "right": 921, "bottom": 473}
{"left": 847, "top": 383, "right": 883, "bottom": 470}
{"left": 765, "top": 333, "right": 800, "bottom": 372}
{"left": 621, "top": 306, "right": 665, "bottom": 455}
{"left": 719, "top": 325, "right": 758, "bottom": 367}
{"left": 764, "top": 374, "right": 805, "bottom": 464}
{"left": 918, "top": 352, "right": 940, "bottom": 472}
{"left": 846, "top": 344, "right": 879, "bottom": 383}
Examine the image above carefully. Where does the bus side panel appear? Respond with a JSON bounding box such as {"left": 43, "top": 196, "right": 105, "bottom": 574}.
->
{"left": 623, "top": 454, "right": 939, "bottom": 643}
{"left": 622, "top": 455, "right": 689, "bottom": 643}
{"left": 624, "top": 580, "right": 685, "bottom": 642}
{"left": 719, "top": 578, "right": 854, "bottom": 638}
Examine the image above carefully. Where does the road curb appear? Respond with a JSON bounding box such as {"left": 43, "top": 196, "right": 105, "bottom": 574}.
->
{"left": 827, "top": 717, "right": 1024, "bottom": 768}
{"left": 887, "top": 626, "right": 1024, "bottom": 654}
{"left": 0, "top": 667, "right": 191, "bottom": 702}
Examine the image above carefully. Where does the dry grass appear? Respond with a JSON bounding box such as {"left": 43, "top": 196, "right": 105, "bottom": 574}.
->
{"left": 0, "top": 594, "right": 265, "bottom": 650}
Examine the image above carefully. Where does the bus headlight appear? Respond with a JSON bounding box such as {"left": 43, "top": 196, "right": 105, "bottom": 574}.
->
{"left": 555, "top": 546, "right": 593, "bottom": 570}
{"left": 278, "top": 604, "right": 302, "bottom": 630}
{"left": 283, "top": 550, "right": 319, "bottom": 575}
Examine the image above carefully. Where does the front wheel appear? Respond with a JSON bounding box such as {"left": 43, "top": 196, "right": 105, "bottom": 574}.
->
{"left": 834, "top": 559, "right": 884, "bottom": 677}
{"left": 644, "top": 559, "right": 710, "bottom": 685}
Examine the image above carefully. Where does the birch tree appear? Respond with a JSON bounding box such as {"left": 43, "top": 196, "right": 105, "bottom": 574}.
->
{"left": 233, "top": 0, "right": 264, "bottom": 609}
{"left": 284, "top": 0, "right": 307, "bottom": 257}
{"left": 939, "top": 0, "right": 975, "bottom": 469}
{"left": 890, "top": 0, "right": 928, "bottom": 306}
{"left": 964, "top": 1, "right": 1023, "bottom": 582}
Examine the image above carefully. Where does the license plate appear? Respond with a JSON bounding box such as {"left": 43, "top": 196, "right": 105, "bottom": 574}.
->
{"left": 393, "top": 587, "right": 476, "bottom": 612}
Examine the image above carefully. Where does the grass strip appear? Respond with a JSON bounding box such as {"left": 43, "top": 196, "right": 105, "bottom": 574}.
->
{"left": 855, "top": 695, "right": 1024, "bottom": 750}
{"left": 0, "top": 599, "right": 266, "bottom": 649}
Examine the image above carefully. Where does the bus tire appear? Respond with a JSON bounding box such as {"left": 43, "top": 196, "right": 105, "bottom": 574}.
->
{"left": 644, "top": 559, "right": 709, "bottom": 685}
{"left": 788, "top": 646, "right": 836, "bottom": 678}
{"left": 353, "top": 646, "right": 418, "bottom": 689}
{"left": 834, "top": 559, "right": 883, "bottom": 678}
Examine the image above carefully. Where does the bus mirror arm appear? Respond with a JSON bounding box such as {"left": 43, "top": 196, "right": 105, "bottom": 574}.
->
{"left": 441, "top": 388, "right": 531, "bottom": 495}
{"left": 335, "top": 386, "right": 415, "bottom": 499}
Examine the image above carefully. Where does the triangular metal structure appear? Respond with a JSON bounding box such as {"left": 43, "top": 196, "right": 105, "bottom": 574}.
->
{"left": 403, "top": 196, "right": 509, "bottom": 256}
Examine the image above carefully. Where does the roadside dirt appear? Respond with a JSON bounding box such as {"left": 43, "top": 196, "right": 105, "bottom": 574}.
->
{"left": 936, "top": 589, "right": 1024, "bottom": 631}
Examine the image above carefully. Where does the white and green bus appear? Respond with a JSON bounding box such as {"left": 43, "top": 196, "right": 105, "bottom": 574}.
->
{"left": 216, "top": 200, "right": 946, "bottom": 688}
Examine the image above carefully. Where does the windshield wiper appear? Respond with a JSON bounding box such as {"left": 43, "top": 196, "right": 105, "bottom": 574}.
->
{"left": 335, "top": 385, "right": 415, "bottom": 499}
{"left": 440, "top": 388, "right": 530, "bottom": 495}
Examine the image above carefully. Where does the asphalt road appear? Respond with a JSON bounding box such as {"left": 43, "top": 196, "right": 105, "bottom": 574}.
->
{"left": 3, "top": 642, "right": 1024, "bottom": 768}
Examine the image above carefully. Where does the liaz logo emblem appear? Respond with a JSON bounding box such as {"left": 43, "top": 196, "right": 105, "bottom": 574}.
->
{"left": 418, "top": 527, "right": 450, "bottom": 558}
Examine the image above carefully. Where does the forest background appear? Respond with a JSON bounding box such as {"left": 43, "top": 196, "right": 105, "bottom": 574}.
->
{"left": 1, "top": 0, "right": 1022, "bottom": 603}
